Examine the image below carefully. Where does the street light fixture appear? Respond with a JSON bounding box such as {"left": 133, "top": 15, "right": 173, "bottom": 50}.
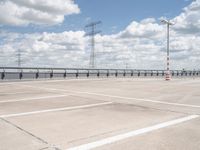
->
{"left": 161, "top": 19, "right": 174, "bottom": 81}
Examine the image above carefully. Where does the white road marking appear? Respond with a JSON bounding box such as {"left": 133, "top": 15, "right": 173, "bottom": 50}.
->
{"left": 67, "top": 115, "right": 199, "bottom": 150}
{"left": 0, "top": 78, "right": 167, "bottom": 86}
{"left": 0, "top": 95, "right": 69, "bottom": 104}
{"left": 0, "top": 102, "right": 113, "bottom": 118}
{"left": 81, "top": 92, "right": 200, "bottom": 108}
{"left": 0, "top": 78, "right": 108, "bottom": 85}
{"left": 0, "top": 91, "right": 31, "bottom": 95}
{"left": 24, "top": 85, "right": 200, "bottom": 109}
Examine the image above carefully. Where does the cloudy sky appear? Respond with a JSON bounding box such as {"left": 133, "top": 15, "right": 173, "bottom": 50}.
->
{"left": 0, "top": 0, "right": 199, "bottom": 69}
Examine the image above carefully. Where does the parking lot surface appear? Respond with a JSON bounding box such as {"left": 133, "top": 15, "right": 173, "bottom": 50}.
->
{"left": 0, "top": 78, "right": 200, "bottom": 150}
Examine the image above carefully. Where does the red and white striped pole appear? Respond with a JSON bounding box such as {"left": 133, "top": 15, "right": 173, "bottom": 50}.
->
{"left": 161, "top": 19, "right": 174, "bottom": 81}
{"left": 166, "top": 23, "right": 171, "bottom": 81}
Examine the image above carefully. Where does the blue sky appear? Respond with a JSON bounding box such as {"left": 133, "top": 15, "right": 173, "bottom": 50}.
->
{"left": 1, "top": 0, "right": 192, "bottom": 34}
{"left": 76, "top": 0, "right": 192, "bottom": 33}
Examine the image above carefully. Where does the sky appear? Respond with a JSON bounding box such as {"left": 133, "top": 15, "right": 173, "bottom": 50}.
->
{"left": 0, "top": 0, "right": 199, "bottom": 70}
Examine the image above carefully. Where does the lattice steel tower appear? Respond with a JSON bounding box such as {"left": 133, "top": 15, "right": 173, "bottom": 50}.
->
{"left": 85, "top": 21, "right": 101, "bottom": 68}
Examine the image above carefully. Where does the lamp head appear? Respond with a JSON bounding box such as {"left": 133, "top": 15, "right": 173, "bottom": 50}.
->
{"left": 160, "top": 19, "right": 174, "bottom": 25}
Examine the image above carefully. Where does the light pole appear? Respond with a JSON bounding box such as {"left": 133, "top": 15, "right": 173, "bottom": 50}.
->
{"left": 161, "top": 19, "right": 174, "bottom": 81}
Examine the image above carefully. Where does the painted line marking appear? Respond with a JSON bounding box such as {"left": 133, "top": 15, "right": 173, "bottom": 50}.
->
{"left": 0, "top": 77, "right": 168, "bottom": 86}
{"left": 0, "top": 78, "right": 109, "bottom": 85}
{"left": 0, "top": 95, "right": 69, "bottom": 104}
{"left": 67, "top": 115, "right": 199, "bottom": 150}
{"left": 0, "top": 91, "right": 33, "bottom": 95}
{"left": 24, "top": 85, "right": 200, "bottom": 109}
{"left": 71, "top": 91, "right": 200, "bottom": 108}
{"left": 0, "top": 102, "right": 113, "bottom": 118}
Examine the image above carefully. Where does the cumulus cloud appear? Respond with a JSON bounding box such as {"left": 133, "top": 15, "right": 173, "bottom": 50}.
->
{"left": 0, "top": 0, "right": 80, "bottom": 26}
{"left": 118, "top": 18, "right": 163, "bottom": 39}
{"left": 0, "top": 0, "right": 200, "bottom": 70}
{"left": 173, "top": 0, "right": 200, "bottom": 34}
{"left": 0, "top": 31, "right": 88, "bottom": 67}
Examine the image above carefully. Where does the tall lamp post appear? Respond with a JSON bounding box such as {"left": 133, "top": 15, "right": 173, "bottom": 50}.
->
{"left": 161, "top": 19, "right": 174, "bottom": 81}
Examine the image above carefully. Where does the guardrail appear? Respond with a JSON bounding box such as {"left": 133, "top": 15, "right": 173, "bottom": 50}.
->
{"left": 0, "top": 67, "right": 199, "bottom": 80}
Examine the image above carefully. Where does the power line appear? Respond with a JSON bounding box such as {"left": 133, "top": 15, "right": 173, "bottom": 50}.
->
{"left": 85, "top": 21, "right": 102, "bottom": 68}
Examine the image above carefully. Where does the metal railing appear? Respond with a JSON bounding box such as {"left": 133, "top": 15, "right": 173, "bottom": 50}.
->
{"left": 0, "top": 67, "right": 199, "bottom": 80}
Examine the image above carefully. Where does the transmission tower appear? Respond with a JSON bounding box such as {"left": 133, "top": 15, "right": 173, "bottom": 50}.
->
{"left": 85, "top": 21, "right": 102, "bottom": 68}
{"left": 17, "top": 49, "right": 22, "bottom": 67}
{"left": 16, "top": 49, "right": 26, "bottom": 68}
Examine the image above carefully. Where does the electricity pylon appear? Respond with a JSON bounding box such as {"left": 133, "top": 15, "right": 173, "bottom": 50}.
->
{"left": 85, "top": 21, "right": 102, "bottom": 68}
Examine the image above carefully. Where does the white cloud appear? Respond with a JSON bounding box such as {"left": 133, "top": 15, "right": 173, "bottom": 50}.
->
{"left": 173, "top": 0, "right": 200, "bottom": 34}
{"left": 0, "top": 31, "right": 88, "bottom": 67}
{"left": 0, "top": 0, "right": 80, "bottom": 26}
{"left": 118, "top": 18, "right": 164, "bottom": 39}
{"left": 0, "top": 0, "right": 200, "bottom": 70}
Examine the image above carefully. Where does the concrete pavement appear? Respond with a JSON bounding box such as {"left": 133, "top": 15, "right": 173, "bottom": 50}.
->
{"left": 0, "top": 78, "right": 200, "bottom": 150}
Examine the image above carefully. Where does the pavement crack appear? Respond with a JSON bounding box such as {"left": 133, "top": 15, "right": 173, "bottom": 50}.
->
{"left": 38, "top": 147, "right": 49, "bottom": 150}
{"left": 117, "top": 102, "right": 198, "bottom": 116}
{"left": 0, "top": 118, "right": 63, "bottom": 150}
{"left": 39, "top": 146, "right": 62, "bottom": 150}
{"left": 0, "top": 117, "right": 49, "bottom": 144}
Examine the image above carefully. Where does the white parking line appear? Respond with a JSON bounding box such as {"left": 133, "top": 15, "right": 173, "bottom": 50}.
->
{"left": 71, "top": 91, "right": 200, "bottom": 108}
{"left": 0, "top": 95, "right": 69, "bottom": 104}
{"left": 24, "top": 85, "right": 200, "bottom": 109}
{"left": 67, "top": 115, "right": 199, "bottom": 150}
{"left": 0, "top": 102, "right": 113, "bottom": 118}
{"left": 0, "top": 78, "right": 167, "bottom": 86}
{"left": 0, "top": 78, "right": 108, "bottom": 85}
{"left": 0, "top": 92, "right": 31, "bottom": 95}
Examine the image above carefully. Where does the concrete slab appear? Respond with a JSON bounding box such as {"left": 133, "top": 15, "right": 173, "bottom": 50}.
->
{"left": 0, "top": 118, "right": 47, "bottom": 150}
{"left": 0, "top": 87, "right": 61, "bottom": 102}
{"left": 7, "top": 103, "right": 184, "bottom": 149}
{"left": 0, "top": 95, "right": 105, "bottom": 116}
{"left": 0, "top": 78, "right": 200, "bottom": 150}
{"left": 96, "top": 118, "right": 200, "bottom": 150}
{"left": 20, "top": 79, "right": 200, "bottom": 114}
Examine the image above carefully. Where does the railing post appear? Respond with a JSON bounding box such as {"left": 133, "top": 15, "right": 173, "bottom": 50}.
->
{"left": 107, "top": 70, "right": 109, "bottom": 77}
{"left": 76, "top": 70, "right": 79, "bottom": 78}
{"left": 172, "top": 71, "right": 174, "bottom": 76}
{"left": 1, "top": 69, "right": 5, "bottom": 80}
{"left": 138, "top": 71, "right": 140, "bottom": 77}
{"left": 97, "top": 70, "right": 100, "bottom": 78}
{"left": 36, "top": 69, "right": 39, "bottom": 79}
{"left": 87, "top": 70, "right": 89, "bottom": 78}
{"left": 19, "top": 69, "right": 23, "bottom": 80}
{"left": 123, "top": 70, "right": 126, "bottom": 77}
{"left": 50, "top": 69, "right": 53, "bottom": 78}
{"left": 181, "top": 71, "right": 183, "bottom": 76}
{"left": 64, "top": 70, "right": 67, "bottom": 78}
{"left": 144, "top": 71, "right": 147, "bottom": 77}
{"left": 115, "top": 70, "right": 118, "bottom": 77}
{"left": 131, "top": 70, "right": 133, "bottom": 77}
